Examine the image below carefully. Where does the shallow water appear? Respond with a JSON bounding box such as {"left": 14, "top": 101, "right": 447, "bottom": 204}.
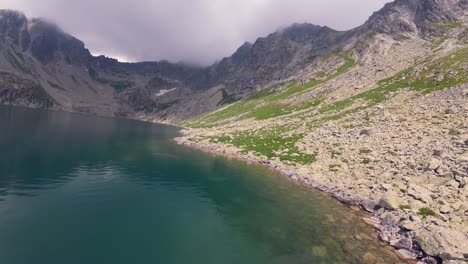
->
{"left": 0, "top": 106, "right": 407, "bottom": 264}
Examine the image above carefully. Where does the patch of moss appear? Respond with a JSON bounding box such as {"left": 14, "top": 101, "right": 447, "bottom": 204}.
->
{"left": 399, "top": 205, "right": 411, "bottom": 210}
{"left": 110, "top": 81, "right": 134, "bottom": 92}
{"left": 431, "top": 22, "right": 463, "bottom": 30}
{"left": 361, "top": 159, "right": 371, "bottom": 165}
{"left": 419, "top": 207, "right": 436, "bottom": 218}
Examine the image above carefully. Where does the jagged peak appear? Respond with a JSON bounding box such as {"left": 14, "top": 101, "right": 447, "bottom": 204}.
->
{"left": 363, "top": 0, "right": 466, "bottom": 36}
{"left": 0, "top": 9, "right": 27, "bottom": 20}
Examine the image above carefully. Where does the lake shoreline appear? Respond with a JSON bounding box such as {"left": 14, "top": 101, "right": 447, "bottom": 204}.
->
{"left": 174, "top": 133, "right": 430, "bottom": 264}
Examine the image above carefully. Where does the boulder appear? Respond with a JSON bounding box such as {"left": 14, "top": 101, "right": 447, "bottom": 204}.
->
{"left": 444, "top": 108, "right": 456, "bottom": 114}
{"left": 427, "top": 158, "right": 441, "bottom": 171}
{"left": 378, "top": 192, "right": 400, "bottom": 210}
{"left": 439, "top": 204, "right": 451, "bottom": 214}
{"left": 413, "top": 226, "right": 468, "bottom": 261}
{"left": 359, "top": 129, "right": 372, "bottom": 136}
{"left": 456, "top": 153, "right": 468, "bottom": 164}
{"left": 408, "top": 185, "right": 433, "bottom": 204}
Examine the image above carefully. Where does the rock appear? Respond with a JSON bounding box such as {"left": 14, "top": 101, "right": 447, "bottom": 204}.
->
{"left": 420, "top": 256, "right": 438, "bottom": 264}
{"left": 391, "top": 236, "right": 413, "bottom": 250}
{"left": 401, "top": 219, "right": 422, "bottom": 231}
{"left": 451, "top": 201, "right": 462, "bottom": 211}
{"left": 395, "top": 182, "right": 407, "bottom": 191}
{"left": 439, "top": 204, "right": 451, "bottom": 214}
{"left": 381, "top": 183, "right": 392, "bottom": 191}
{"left": 381, "top": 211, "right": 401, "bottom": 226}
{"left": 456, "top": 153, "right": 468, "bottom": 164}
{"left": 455, "top": 176, "right": 466, "bottom": 188}
{"left": 435, "top": 165, "right": 450, "bottom": 176}
{"left": 378, "top": 192, "right": 400, "bottom": 210}
{"left": 376, "top": 208, "right": 385, "bottom": 215}
{"left": 410, "top": 215, "right": 421, "bottom": 222}
{"left": 427, "top": 158, "right": 441, "bottom": 171}
{"left": 361, "top": 199, "right": 377, "bottom": 212}
{"left": 408, "top": 185, "right": 433, "bottom": 204}
{"left": 362, "top": 252, "right": 378, "bottom": 263}
{"left": 413, "top": 226, "right": 468, "bottom": 260}
{"left": 444, "top": 108, "right": 455, "bottom": 114}
{"left": 311, "top": 245, "right": 327, "bottom": 257}
{"left": 449, "top": 129, "right": 461, "bottom": 136}
{"left": 397, "top": 249, "right": 418, "bottom": 260}
{"left": 446, "top": 180, "right": 460, "bottom": 189}
{"left": 360, "top": 129, "right": 372, "bottom": 136}
{"left": 432, "top": 149, "right": 444, "bottom": 157}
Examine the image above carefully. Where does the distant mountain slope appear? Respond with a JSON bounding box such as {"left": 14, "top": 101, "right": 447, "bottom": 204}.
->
{"left": 0, "top": 0, "right": 466, "bottom": 122}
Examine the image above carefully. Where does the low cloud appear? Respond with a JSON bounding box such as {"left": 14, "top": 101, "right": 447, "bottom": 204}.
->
{"left": 2, "top": 0, "right": 391, "bottom": 65}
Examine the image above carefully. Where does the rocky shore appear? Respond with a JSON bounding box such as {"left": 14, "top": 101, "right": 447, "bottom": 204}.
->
{"left": 175, "top": 84, "right": 468, "bottom": 264}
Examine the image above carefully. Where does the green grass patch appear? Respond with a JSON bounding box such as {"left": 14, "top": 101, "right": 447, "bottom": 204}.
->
{"left": 361, "top": 159, "right": 371, "bottom": 165}
{"left": 431, "top": 22, "right": 463, "bottom": 30}
{"left": 419, "top": 207, "right": 436, "bottom": 218}
{"left": 212, "top": 126, "right": 316, "bottom": 165}
{"left": 314, "top": 47, "right": 468, "bottom": 123}
{"left": 399, "top": 205, "right": 411, "bottom": 210}
{"left": 247, "top": 103, "right": 289, "bottom": 120}
{"left": 110, "top": 81, "right": 134, "bottom": 92}
{"left": 182, "top": 53, "right": 356, "bottom": 127}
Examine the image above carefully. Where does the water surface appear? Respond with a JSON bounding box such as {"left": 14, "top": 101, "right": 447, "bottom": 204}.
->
{"left": 0, "top": 106, "right": 406, "bottom": 264}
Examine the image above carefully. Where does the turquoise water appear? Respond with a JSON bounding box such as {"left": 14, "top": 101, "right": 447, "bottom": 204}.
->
{"left": 0, "top": 106, "right": 405, "bottom": 264}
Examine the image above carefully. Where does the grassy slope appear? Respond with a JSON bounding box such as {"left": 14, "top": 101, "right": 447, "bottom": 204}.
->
{"left": 181, "top": 53, "right": 355, "bottom": 128}
{"left": 181, "top": 46, "right": 468, "bottom": 166}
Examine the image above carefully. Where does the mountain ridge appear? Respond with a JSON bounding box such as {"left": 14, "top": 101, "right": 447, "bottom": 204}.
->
{"left": 0, "top": 0, "right": 465, "bottom": 122}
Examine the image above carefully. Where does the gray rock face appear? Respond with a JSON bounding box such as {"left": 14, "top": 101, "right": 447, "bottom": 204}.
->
{"left": 361, "top": 0, "right": 466, "bottom": 37}
{"left": 0, "top": 72, "right": 54, "bottom": 108}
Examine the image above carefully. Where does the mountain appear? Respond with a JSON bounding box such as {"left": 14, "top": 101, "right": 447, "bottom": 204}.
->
{"left": 0, "top": 10, "right": 205, "bottom": 117}
{"left": 0, "top": 0, "right": 466, "bottom": 122}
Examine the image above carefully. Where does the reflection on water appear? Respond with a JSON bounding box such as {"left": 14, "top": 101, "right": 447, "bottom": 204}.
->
{"left": 0, "top": 106, "right": 407, "bottom": 264}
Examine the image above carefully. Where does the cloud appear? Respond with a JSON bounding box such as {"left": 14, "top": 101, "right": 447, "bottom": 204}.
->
{"left": 1, "top": 0, "right": 391, "bottom": 65}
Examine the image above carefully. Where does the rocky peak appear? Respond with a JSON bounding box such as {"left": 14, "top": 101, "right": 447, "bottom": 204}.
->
{"left": 232, "top": 42, "right": 253, "bottom": 64}
{"left": 278, "top": 23, "right": 339, "bottom": 44}
{"left": 0, "top": 10, "right": 28, "bottom": 47}
{"left": 363, "top": 0, "right": 467, "bottom": 37}
{"left": 27, "top": 18, "right": 92, "bottom": 65}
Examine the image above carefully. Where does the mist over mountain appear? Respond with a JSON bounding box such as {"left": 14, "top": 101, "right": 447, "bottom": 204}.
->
{"left": 2, "top": 0, "right": 392, "bottom": 65}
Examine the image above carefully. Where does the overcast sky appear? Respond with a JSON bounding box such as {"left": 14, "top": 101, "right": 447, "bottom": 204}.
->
{"left": 2, "top": 0, "right": 391, "bottom": 65}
